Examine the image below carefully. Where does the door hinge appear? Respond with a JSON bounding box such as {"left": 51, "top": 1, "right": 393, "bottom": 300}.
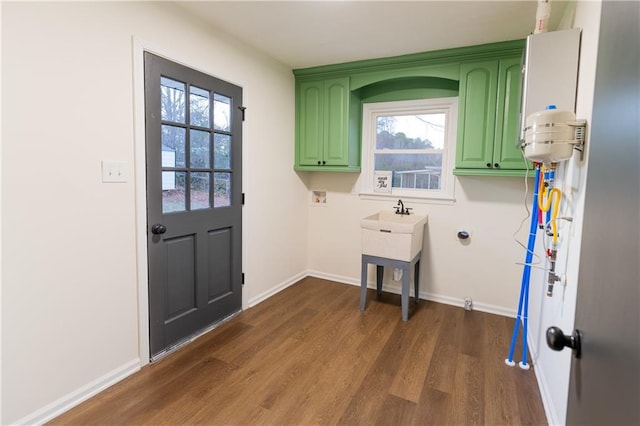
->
{"left": 238, "top": 106, "right": 246, "bottom": 121}
{"left": 242, "top": 193, "right": 245, "bottom": 205}
{"left": 242, "top": 273, "right": 245, "bottom": 285}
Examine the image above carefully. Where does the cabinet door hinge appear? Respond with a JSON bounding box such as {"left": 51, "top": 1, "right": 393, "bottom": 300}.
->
{"left": 238, "top": 106, "right": 246, "bottom": 121}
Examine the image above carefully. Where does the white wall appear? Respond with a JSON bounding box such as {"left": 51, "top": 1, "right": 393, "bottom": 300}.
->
{"left": 526, "top": 1, "right": 602, "bottom": 425}
{"left": 1, "top": 2, "right": 307, "bottom": 424}
{"left": 305, "top": 172, "right": 533, "bottom": 315}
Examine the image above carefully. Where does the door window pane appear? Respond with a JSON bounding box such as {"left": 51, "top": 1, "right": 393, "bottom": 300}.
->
{"left": 213, "top": 94, "right": 231, "bottom": 131}
{"left": 190, "top": 130, "right": 211, "bottom": 168}
{"left": 161, "top": 77, "right": 186, "bottom": 123}
{"left": 162, "top": 125, "right": 186, "bottom": 168}
{"left": 214, "top": 133, "right": 231, "bottom": 169}
{"left": 190, "top": 172, "right": 210, "bottom": 210}
{"left": 163, "top": 171, "right": 186, "bottom": 213}
{"left": 190, "top": 86, "right": 210, "bottom": 127}
{"left": 213, "top": 172, "right": 231, "bottom": 207}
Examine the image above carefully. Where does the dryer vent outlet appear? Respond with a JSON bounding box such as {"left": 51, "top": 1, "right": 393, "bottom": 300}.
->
{"left": 464, "top": 298, "right": 473, "bottom": 311}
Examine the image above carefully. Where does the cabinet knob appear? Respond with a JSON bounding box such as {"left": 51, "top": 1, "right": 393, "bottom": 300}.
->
{"left": 322, "top": 161, "right": 326, "bottom": 165}
{"left": 317, "top": 161, "right": 321, "bottom": 165}
{"left": 494, "top": 163, "right": 500, "bottom": 168}
{"left": 486, "top": 163, "right": 492, "bottom": 168}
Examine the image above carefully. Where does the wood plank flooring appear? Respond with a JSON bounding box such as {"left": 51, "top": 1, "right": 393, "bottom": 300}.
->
{"left": 50, "top": 277, "right": 547, "bottom": 425}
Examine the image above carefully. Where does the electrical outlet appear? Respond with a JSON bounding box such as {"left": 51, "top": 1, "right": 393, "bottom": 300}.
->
{"left": 464, "top": 297, "right": 473, "bottom": 311}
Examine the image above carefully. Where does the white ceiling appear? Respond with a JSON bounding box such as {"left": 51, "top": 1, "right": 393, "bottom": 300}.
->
{"left": 174, "top": 1, "right": 569, "bottom": 69}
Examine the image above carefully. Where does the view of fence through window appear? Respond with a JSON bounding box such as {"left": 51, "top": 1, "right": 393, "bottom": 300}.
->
{"left": 374, "top": 113, "right": 446, "bottom": 190}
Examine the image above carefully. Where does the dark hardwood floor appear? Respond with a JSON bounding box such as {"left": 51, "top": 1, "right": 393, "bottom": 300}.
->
{"left": 50, "top": 277, "right": 547, "bottom": 425}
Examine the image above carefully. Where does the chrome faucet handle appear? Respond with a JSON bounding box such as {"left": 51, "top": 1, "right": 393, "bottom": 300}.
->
{"left": 404, "top": 208, "right": 412, "bottom": 215}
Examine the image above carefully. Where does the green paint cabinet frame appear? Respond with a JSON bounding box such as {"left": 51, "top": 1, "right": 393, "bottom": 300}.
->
{"left": 295, "top": 77, "right": 360, "bottom": 171}
{"left": 455, "top": 57, "right": 531, "bottom": 176}
{"left": 293, "top": 39, "right": 528, "bottom": 175}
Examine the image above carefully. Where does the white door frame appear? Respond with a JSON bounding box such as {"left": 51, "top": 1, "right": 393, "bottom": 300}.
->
{"left": 132, "top": 36, "right": 151, "bottom": 365}
{"left": 132, "top": 36, "right": 155, "bottom": 366}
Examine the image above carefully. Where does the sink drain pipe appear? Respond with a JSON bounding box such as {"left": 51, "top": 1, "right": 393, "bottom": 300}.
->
{"left": 506, "top": 163, "right": 541, "bottom": 369}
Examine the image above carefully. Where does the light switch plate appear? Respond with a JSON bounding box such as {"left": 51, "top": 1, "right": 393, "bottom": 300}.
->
{"left": 102, "top": 160, "right": 128, "bottom": 183}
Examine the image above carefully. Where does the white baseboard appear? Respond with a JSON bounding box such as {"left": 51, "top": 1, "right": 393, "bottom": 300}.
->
{"left": 305, "top": 269, "right": 516, "bottom": 318}
{"left": 15, "top": 358, "right": 141, "bottom": 426}
{"left": 306, "top": 269, "right": 359, "bottom": 286}
{"left": 528, "top": 328, "right": 561, "bottom": 426}
{"left": 247, "top": 270, "right": 307, "bottom": 308}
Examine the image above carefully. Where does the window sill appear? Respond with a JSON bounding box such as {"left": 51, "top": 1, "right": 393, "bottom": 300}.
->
{"left": 358, "top": 191, "right": 455, "bottom": 206}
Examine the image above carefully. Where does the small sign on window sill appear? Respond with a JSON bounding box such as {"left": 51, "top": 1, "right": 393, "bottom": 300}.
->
{"left": 373, "top": 171, "right": 392, "bottom": 193}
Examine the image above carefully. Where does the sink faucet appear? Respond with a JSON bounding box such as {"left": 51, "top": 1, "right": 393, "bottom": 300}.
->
{"left": 394, "top": 199, "right": 412, "bottom": 215}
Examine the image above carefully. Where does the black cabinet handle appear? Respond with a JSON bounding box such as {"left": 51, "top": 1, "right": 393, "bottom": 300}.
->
{"left": 486, "top": 163, "right": 492, "bottom": 168}
{"left": 494, "top": 163, "right": 500, "bottom": 168}
{"left": 322, "top": 160, "right": 326, "bottom": 165}
{"left": 151, "top": 224, "right": 167, "bottom": 235}
{"left": 317, "top": 161, "right": 321, "bottom": 165}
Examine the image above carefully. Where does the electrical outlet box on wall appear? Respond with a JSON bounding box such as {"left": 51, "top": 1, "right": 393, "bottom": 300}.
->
{"left": 311, "top": 190, "right": 327, "bottom": 205}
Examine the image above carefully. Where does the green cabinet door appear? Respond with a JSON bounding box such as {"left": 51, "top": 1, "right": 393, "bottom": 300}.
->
{"left": 298, "top": 81, "right": 324, "bottom": 166}
{"left": 494, "top": 57, "right": 528, "bottom": 169}
{"left": 295, "top": 77, "right": 357, "bottom": 171}
{"left": 455, "top": 60, "right": 498, "bottom": 170}
{"left": 323, "top": 78, "right": 350, "bottom": 166}
{"left": 454, "top": 55, "right": 529, "bottom": 176}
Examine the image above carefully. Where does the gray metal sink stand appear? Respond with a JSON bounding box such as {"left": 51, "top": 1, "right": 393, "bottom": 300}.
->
{"left": 359, "top": 252, "right": 421, "bottom": 321}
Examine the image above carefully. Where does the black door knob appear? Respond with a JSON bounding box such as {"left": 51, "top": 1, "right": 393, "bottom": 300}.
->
{"left": 151, "top": 223, "right": 167, "bottom": 235}
{"left": 546, "top": 326, "right": 582, "bottom": 359}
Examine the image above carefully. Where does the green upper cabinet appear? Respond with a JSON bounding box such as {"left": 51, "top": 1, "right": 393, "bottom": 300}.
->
{"left": 293, "top": 39, "right": 526, "bottom": 174}
{"left": 456, "top": 60, "right": 499, "bottom": 170}
{"left": 455, "top": 56, "right": 529, "bottom": 176}
{"left": 295, "top": 77, "right": 359, "bottom": 171}
{"left": 494, "top": 57, "right": 527, "bottom": 168}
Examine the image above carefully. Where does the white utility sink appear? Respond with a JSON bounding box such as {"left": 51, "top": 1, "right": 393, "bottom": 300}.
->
{"left": 361, "top": 210, "right": 427, "bottom": 261}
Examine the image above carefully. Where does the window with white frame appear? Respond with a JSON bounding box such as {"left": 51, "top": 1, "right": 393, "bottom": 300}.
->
{"left": 360, "top": 97, "right": 458, "bottom": 200}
